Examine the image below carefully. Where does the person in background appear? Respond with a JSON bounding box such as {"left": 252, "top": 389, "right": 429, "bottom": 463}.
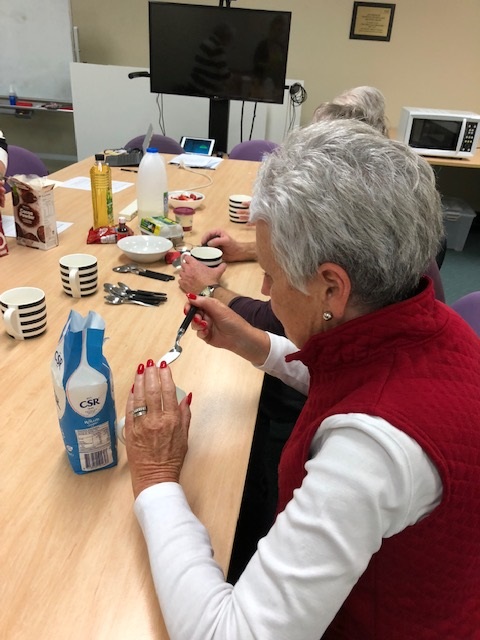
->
{"left": 0, "top": 130, "right": 8, "bottom": 207}
{"left": 187, "top": 22, "right": 235, "bottom": 97}
{"left": 251, "top": 14, "right": 290, "bottom": 101}
{"left": 312, "top": 85, "right": 389, "bottom": 134}
{"left": 124, "top": 119, "right": 480, "bottom": 639}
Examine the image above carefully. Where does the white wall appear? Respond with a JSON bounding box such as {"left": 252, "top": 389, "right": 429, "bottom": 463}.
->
{"left": 71, "top": 63, "right": 302, "bottom": 159}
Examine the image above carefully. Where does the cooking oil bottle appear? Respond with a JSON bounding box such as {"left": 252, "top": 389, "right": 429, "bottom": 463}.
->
{"left": 90, "top": 154, "right": 114, "bottom": 228}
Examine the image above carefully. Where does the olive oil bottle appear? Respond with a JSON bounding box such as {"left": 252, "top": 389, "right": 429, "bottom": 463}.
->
{"left": 90, "top": 154, "right": 114, "bottom": 228}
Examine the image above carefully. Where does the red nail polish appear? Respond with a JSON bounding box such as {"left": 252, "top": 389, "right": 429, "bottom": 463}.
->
{"left": 159, "top": 360, "right": 167, "bottom": 369}
{"left": 200, "top": 320, "right": 208, "bottom": 329}
{"left": 187, "top": 292, "right": 197, "bottom": 300}
{"left": 137, "top": 363, "right": 145, "bottom": 374}
{"left": 186, "top": 392, "right": 192, "bottom": 406}
{"left": 147, "top": 359, "right": 154, "bottom": 367}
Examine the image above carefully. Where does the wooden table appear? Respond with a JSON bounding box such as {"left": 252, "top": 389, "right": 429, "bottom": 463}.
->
{"left": 424, "top": 145, "right": 480, "bottom": 169}
{"left": 0, "top": 156, "right": 266, "bottom": 639}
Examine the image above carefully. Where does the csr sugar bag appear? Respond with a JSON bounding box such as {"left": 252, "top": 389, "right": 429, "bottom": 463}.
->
{"left": 51, "top": 310, "right": 117, "bottom": 474}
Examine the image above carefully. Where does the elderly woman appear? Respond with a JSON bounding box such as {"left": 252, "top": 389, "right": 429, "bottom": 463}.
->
{"left": 312, "top": 85, "right": 388, "bottom": 134}
{"left": 125, "top": 120, "right": 480, "bottom": 639}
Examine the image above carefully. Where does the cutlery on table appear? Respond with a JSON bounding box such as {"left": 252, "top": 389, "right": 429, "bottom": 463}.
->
{"left": 103, "top": 283, "right": 167, "bottom": 305}
{"left": 112, "top": 264, "right": 175, "bottom": 281}
{"left": 117, "top": 282, "right": 167, "bottom": 297}
{"left": 104, "top": 294, "right": 159, "bottom": 307}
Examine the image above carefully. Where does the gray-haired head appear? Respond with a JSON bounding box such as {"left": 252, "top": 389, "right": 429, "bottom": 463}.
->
{"left": 250, "top": 119, "right": 443, "bottom": 310}
{"left": 313, "top": 86, "right": 388, "bottom": 136}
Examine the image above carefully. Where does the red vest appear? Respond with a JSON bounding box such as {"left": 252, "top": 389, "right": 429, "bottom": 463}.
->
{"left": 278, "top": 280, "right": 480, "bottom": 639}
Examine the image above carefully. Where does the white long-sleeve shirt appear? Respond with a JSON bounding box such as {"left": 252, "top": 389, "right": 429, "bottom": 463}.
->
{"left": 135, "top": 333, "right": 442, "bottom": 640}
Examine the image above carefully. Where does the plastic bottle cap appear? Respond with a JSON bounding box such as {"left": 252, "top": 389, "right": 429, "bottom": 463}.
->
{"left": 146, "top": 147, "right": 159, "bottom": 153}
{"left": 118, "top": 216, "right": 126, "bottom": 223}
{"left": 95, "top": 153, "right": 105, "bottom": 161}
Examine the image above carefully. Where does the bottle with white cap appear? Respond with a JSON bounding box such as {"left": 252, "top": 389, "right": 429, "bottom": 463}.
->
{"left": 136, "top": 147, "right": 168, "bottom": 222}
{"left": 8, "top": 85, "right": 17, "bottom": 106}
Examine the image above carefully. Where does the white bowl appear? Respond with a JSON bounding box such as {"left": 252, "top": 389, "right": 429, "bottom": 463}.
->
{"left": 168, "top": 191, "right": 205, "bottom": 210}
{"left": 117, "top": 235, "right": 173, "bottom": 263}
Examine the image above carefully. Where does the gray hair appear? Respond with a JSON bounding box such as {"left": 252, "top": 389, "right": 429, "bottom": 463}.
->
{"left": 313, "top": 86, "right": 388, "bottom": 136}
{"left": 250, "top": 119, "right": 443, "bottom": 310}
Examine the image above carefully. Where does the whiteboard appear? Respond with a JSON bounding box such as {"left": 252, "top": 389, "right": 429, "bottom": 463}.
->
{"left": 0, "top": 0, "right": 74, "bottom": 102}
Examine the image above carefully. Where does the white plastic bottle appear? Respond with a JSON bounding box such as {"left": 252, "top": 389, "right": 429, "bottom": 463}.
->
{"left": 136, "top": 147, "right": 168, "bottom": 221}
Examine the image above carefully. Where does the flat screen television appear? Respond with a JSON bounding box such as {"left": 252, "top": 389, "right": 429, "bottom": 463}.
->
{"left": 149, "top": 2, "right": 292, "bottom": 105}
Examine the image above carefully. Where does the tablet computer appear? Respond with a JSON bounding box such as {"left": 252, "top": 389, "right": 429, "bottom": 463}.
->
{"left": 180, "top": 136, "right": 215, "bottom": 156}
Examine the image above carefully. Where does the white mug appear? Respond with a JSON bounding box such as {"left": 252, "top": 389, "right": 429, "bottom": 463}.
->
{"left": 0, "top": 286, "right": 47, "bottom": 340}
{"left": 229, "top": 194, "right": 251, "bottom": 224}
{"left": 190, "top": 246, "right": 223, "bottom": 268}
{"left": 116, "top": 387, "right": 186, "bottom": 444}
{"left": 59, "top": 254, "right": 98, "bottom": 298}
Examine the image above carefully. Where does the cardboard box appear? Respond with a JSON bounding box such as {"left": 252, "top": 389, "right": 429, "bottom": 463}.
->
{"left": 8, "top": 175, "right": 58, "bottom": 250}
{"left": 0, "top": 214, "right": 8, "bottom": 257}
{"left": 139, "top": 215, "right": 183, "bottom": 242}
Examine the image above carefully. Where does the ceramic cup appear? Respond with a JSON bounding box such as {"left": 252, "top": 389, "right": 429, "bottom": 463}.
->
{"left": 173, "top": 207, "right": 195, "bottom": 235}
{"left": 190, "top": 246, "right": 223, "bottom": 268}
{"left": 0, "top": 286, "right": 47, "bottom": 340}
{"left": 116, "top": 387, "right": 186, "bottom": 444}
{"left": 229, "top": 194, "right": 251, "bottom": 224}
{"left": 59, "top": 254, "right": 98, "bottom": 298}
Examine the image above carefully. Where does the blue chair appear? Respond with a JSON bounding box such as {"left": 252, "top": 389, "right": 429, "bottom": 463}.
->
{"left": 5, "top": 145, "right": 49, "bottom": 192}
{"left": 451, "top": 291, "right": 480, "bottom": 336}
{"left": 124, "top": 134, "right": 183, "bottom": 155}
{"left": 229, "top": 139, "right": 279, "bottom": 161}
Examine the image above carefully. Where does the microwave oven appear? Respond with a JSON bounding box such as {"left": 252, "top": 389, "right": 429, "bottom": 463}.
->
{"left": 397, "top": 107, "right": 480, "bottom": 159}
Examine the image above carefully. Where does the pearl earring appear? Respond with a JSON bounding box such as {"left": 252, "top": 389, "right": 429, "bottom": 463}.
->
{"left": 322, "top": 311, "right": 333, "bottom": 321}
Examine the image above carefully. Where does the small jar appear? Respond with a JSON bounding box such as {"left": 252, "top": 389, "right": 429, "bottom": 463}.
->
{"left": 116, "top": 216, "right": 129, "bottom": 241}
{"left": 173, "top": 206, "right": 195, "bottom": 234}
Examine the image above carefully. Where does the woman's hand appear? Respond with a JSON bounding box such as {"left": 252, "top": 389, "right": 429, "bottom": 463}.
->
{"left": 200, "top": 228, "right": 256, "bottom": 262}
{"left": 186, "top": 293, "right": 270, "bottom": 366}
{"left": 125, "top": 359, "right": 192, "bottom": 499}
{"left": 178, "top": 253, "right": 227, "bottom": 294}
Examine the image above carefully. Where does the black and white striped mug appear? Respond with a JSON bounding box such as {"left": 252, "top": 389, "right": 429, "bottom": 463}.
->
{"left": 0, "top": 286, "right": 47, "bottom": 340}
{"left": 59, "top": 253, "right": 98, "bottom": 298}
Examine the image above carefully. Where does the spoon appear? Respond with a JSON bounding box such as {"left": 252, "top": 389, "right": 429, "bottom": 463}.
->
{"left": 104, "top": 294, "right": 157, "bottom": 307}
{"left": 117, "top": 282, "right": 167, "bottom": 298}
{"left": 104, "top": 283, "right": 166, "bottom": 304}
{"left": 156, "top": 305, "right": 197, "bottom": 365}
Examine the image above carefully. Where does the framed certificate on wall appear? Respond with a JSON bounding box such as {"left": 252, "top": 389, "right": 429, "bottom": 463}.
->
{"left": 349, "top": 2, "right": 395, "bottom": 42}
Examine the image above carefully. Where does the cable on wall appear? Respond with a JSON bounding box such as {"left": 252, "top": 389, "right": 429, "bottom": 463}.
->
{"left": 284, "top": 82, "right": 307, "bottom": 137}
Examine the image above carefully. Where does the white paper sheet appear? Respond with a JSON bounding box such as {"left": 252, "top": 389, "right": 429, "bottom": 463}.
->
{"left": 2, "top": 215, "right": 72, "bottom": 237}
{"left": 57, "top": 177, "right": 134, "bottom": 193}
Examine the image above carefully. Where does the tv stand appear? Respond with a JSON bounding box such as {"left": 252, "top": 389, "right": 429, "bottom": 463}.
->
{"left": 209, "top": 98, "right": 230, "bottom": 154}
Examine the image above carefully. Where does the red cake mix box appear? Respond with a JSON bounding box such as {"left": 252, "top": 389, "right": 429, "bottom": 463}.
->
{"left": 0, "top": 213, "right": 8, "bottom": 257}
{"left": 8, "top": 175, "right": 58, "bottom": 250}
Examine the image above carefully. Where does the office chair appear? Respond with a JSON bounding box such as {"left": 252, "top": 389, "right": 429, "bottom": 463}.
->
{"left": 124, "top": 134, "right": 183, "bottom": 155}
{"left": 435, "top": 236, "right": 447, "bottom": 269}
{"left": 425, "top": 259, "right": 445, "bottom": 303}
{"left": 229, "top": 139, "right": 279, "bottom": 161}
{"left": 5, "top": 145, "right": 49, "bottom": 192}
{"left": 450, "top": 291, "right": 480, "bottom": 336}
